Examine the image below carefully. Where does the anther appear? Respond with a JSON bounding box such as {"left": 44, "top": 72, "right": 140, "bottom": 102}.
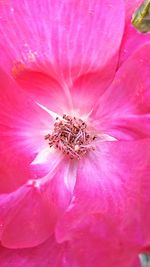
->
{"left": 45, "top": 114, "right": 96, "bottom": 160}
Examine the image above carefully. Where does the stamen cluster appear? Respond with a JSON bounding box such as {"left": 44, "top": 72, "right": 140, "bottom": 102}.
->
{"left": 45, "top": 114, "right": 96, "bottom": 159}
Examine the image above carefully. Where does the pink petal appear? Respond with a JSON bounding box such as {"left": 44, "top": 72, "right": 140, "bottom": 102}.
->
{"left": 65, "top": 216, "right": 139, "bottom": 267}
{"left": 102, "top": 115, "right": 150, "bottom": 141}
{"left": 0, "top": 0, "right": 125, "bottom": 81}
{"left": 15, "top": 70, "right": 71, "bottom": 115}
{"left": 0, "top": 235, "right": 141, "bottom": 267}
{"left": 0, "top": 70, "right": 51, "bottom": 193}
{"left": 119, "top": 0, "right": 150, "bottom": 65}
{"left": 91, "top": 43, "right": 150, "bottom": 140}
{"left": 131, "top": 257, "right": 142, "bottom": 267}
{"left": 119, "top": 22, "right": 150, "bottom": 66}
{"left": 124, "top": 0, "right": 143, "bottom": 22}
{"left": 0, "top": 237, "right": 68, "bottom": 267}
{"left": 42, "top": 158, "right": 76, "bottom": 217}
{"left": 141, "top": 246, "right": 150, "bottom": 254}
{"left": 56, "top": 140, "right": 150, "bottom": 252}
{"left": 70, "top": 55, "right": 118, "bottom": 114}
{"left": 0, "top": 158, "right": 73, "bottom": 248}
{"left": 16, "top": 56, "right": 119, "bottom": 116}
{"left": 30, "top": 148, "right": 63, "bottom": 179}
{"left": 0, "top": 184, "right": 56, "bottom": 248}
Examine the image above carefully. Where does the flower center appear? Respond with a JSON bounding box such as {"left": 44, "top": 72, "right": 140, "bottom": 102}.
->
{"left": 45, "top": 114, "right": 96, "bottom": 160}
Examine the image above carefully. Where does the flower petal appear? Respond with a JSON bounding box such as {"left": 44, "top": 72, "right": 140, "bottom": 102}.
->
{"left": 124, "top": 0, "right": 143, "bottom": 22}
{"left": 15, "top": 70, "right": 71, "bottom": 115}
{"left": 119, "top": 21, "right": 150, "bottom": 66}
{"left": 70, "top": 56, "right": 119, "bottom": 115}
{"left": 43, "top": 158, "right": 77, "bottom": 217}
{"left": 0, "top": 0, "right": 125, "bottom": 81}
{"left": 2, "top": 193, "right": 54, "bottom": 249}
{"left": 141, "top": 246, "right": 150, "bottom": 255}
{"left": 0, "top": 237, "right": 68, "bottom": 267}
{"left": 0, "top": 235, "right": 141, "bottom": 267}
{"left": 119, "top": 0, "right": 150, "bottom": 65}
{"left": 92, "top": 43, "right": 150, "bottom": 140}
{"left": 0, "top": 185, "right": 56, "bottom": 248}
{"left": 56, "top": 140, "right": 150, "bottom": 252}
{"left": 132, "top": 257, "right": 142, "bottom": 267}
{"left": 0, "top": 70, "right": 51, "bottom": 193}
{"left": 0, "top": 157, "right": 74, "bottom": 248}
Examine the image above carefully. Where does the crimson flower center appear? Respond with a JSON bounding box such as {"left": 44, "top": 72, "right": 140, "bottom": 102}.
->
{"left": 45, "top": 114, "right": 96, "bottom": 160}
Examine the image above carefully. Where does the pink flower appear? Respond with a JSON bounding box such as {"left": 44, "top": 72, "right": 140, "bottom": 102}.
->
{"left": 0, "top": 0, "right": 150, "bottom": 266}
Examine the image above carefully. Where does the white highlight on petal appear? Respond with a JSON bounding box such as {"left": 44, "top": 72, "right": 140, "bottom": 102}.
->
{"left": 64, "top": 161, "right": 77, "bottom": 193}
{"left": 97, "top": 133, "right": 118, "bottom": 141}
{"left": 31, "top": 146, "right": 51, "bottom": 165}
{"left": 26, "top": 179, "right": 41, "bottom": 190}
{"left": 66, "top": 196, "right": 76, "bottom": 211}
{"left": 36, "top": 102, "right": 60, "bottom": 119}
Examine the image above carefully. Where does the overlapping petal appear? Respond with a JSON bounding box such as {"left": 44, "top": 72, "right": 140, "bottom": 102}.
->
{"left": 0, "top": 157, "right": 73, "bottom": 248}
{"left": 92, "top": 43, "right": 150, "bottom": 140}
{"left": 0, "top": 235, "right": 141, "bottom": 267}
{"left": 43, "top": 158, "right": 76, "bottom": 216}
{"left": 119, "top": 0, "right": 150, "bottom": 66}
{"left": 0, "top": 185, "right": 56, "bottom": 248}
{"left": 70, "top": 56, "right": 118, "bottom": 115}
{"left": 56, "top": 140, "right": 150, "bottom": 253}
{"left": 119, "top": 21, "right": 150, "bottom": 66}
{"left": 0, "top": 236, "right": 68, "bottom": 267}
{"left": 0, "top": 1, "right": 149, "bottom": 266}
{"left": 124, "top": 0, "right": 143, "bottom": 22}
{"left": 16, "top": 56, "right": 119, "bottom": 116}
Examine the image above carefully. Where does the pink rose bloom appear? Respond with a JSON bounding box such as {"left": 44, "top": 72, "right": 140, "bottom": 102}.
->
{"left": 0, "top": 0, "right": 150, "bottom": 266}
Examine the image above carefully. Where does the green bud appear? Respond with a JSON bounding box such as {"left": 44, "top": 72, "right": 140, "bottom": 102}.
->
{"left": 132, "top": 0, "right": 150, "bottom": 33}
